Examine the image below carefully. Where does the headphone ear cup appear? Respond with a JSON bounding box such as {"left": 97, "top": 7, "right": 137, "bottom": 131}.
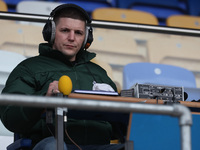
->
{"left": 42, "top": 20, "right": 56, "bottom": 44}
{"left": 42, "top": 20, "right": 52, "bottom": 42}
{"left": 84, "top": 27, "right": 93, "bottom": 49}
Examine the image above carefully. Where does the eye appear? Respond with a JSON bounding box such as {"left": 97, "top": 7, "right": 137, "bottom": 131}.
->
{"left": 61, "top": 28, "right": 69, "bottom": 33}
{"left": 75, "top": 30, "right": 84, "bottom": 35}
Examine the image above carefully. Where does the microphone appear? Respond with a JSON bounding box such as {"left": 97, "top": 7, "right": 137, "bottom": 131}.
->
{"left": 58, "top": 75, "right": 73, "bottom": 121}
{"left": 58, "top": 75, "right": 73, "bottom": 96}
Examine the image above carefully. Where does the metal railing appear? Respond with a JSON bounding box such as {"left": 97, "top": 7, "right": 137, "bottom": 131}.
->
{"left": 0, "top": 94, "right": 192, "bottom": 150}
{"left": 1, "top": 11, "right": 200, "bottom": 36}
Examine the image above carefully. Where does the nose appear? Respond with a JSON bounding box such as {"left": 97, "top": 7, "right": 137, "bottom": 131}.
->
{"left": 68, "top": 31, "right": 75, "bottom": 41}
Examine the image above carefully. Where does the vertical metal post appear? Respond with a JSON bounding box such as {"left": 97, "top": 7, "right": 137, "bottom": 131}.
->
{"left": 55, "top": 107, "right": 64, "bottom": 150}
{"left": 180, "top": 125, "right": 191, "bottom": 150}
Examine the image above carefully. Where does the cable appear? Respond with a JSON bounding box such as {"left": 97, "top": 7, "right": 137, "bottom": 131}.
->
{"left": 171, "top": 89, "right": 175, "bottom": 103}
{"left": 63, "top": 111, "right": 82, "bottom": 150}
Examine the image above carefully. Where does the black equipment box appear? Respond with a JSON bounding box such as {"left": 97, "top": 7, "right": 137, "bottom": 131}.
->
{"left": 133, "top": 83, "right": 184, "bottom": 101}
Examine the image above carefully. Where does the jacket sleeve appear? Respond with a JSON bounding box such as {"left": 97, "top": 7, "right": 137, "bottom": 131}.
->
{"left": 0, "top": 64, "right": 44, "bottom": 133}
{"left": 2, "top": 64, "right": 36, "bottom": 94}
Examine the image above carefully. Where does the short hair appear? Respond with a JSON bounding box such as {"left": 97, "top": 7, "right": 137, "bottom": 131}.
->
{"left": 53, "top": 7, "right": 87, "bottom": 25}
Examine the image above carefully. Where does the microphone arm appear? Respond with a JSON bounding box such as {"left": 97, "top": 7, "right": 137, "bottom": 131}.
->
{"left": 55, "top": 93, "right": 68, "bottom": 150}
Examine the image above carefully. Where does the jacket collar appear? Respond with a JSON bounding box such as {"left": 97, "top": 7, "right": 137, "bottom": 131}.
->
{"left": 38, "top": 43, "right": 96, "bottom": 65}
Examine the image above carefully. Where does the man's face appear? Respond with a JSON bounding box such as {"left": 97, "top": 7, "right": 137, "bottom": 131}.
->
{"left": 53, "top": 17, "right": 86, "bottom": 61}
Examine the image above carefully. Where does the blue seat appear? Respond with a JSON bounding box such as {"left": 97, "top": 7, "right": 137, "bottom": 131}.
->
{"left": 6, "top": 129, "right": 32, "bottom": 150}
{"left": 123, "top": 62, "right": 199, "bottom": 101}
{"left": 4, "top": 0, "right": 40, "bottom": 12}
{"left": 123, "top": 62, "right": 196, "bottom": 90}
{"left": 117, "top": 0, "right": 188, "bottom": 25}
{"left": 187, "top": 0, "right": 200, "bottom": 16}
{"left": 7, "top": 138, "right": 32, "bottom": 150}
{"left": 57, "top": 0, "right": 117, "bottom": 16}
{"left": 4, "top": 0, "right": 39, "bottom": 5}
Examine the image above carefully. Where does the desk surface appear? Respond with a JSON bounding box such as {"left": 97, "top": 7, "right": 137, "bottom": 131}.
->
{"left": 69, "top": 93, "right": 200, "bottom": 108}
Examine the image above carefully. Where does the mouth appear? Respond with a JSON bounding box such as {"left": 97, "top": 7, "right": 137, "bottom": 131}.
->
{"left": 64, "top": 44, "right": 75, "bottom": 49}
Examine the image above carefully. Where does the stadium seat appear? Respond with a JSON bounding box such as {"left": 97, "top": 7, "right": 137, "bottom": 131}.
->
{"left": 0, "top": 50, "right": 27, "bottom": 149}
{"left": 187, "top": 0, "right": 200, "bottom": 16}
{"left": 90, "top": 28, "right": 145, "bottom": 66}
{"left": 123, "top": 62, "right": 196, "bottom": 90}
{"left": 0, "top": 20, "right": 44, "bottom": 57}
{"left": 4, "top": 0, "right": 29, "bottom": 6}
{"left": 147, "top": 36, "right": 200, "bottom": 73}
{"left": 57, "top": 0, "right": 117, "bottom": 16}
{"left": 92, "top": 7, "right": 159, "bottom": 25}
{"left": 166, "top": 15, "right": 200, "bottom": 29}
{"left": 4, "top": 0, "right": 40, "bottom": 12}
{"left": 7, "top": 137, "right": 32, "bottom": 150}
{"left": 117, "top": 0, "right": 188, "bottom": 25}
{"left": 0, "top": 0, "right": 8, "bottom": 11}
{"left": 0, "top": 50, "right": 26, "bottom": 87}
{"left": 16, "top": 1, "right": 62, "bottom": 15}
{"left": 16, "top": 0, "right": 116, "bottom": 20}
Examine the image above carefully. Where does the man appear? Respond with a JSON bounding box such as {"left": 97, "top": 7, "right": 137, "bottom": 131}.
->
{"left": 0, "top": 3, "right": 124, "bottom": 150}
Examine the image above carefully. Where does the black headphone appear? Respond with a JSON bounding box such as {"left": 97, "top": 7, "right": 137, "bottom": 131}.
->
{"left": 42, "top": 3, "right": 93, "bottom": 49}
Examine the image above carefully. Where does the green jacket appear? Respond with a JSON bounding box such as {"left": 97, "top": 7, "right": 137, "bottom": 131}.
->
{"left": 0, "top": 43, "right": 117, "bottom": 147}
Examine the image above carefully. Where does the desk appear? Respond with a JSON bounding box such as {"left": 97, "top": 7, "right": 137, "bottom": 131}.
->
{"left": 0, "top": 94, "right": 196, "bottom": 150}
{"left": 69, "top": 93, "right": 200, "bottom": 150}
